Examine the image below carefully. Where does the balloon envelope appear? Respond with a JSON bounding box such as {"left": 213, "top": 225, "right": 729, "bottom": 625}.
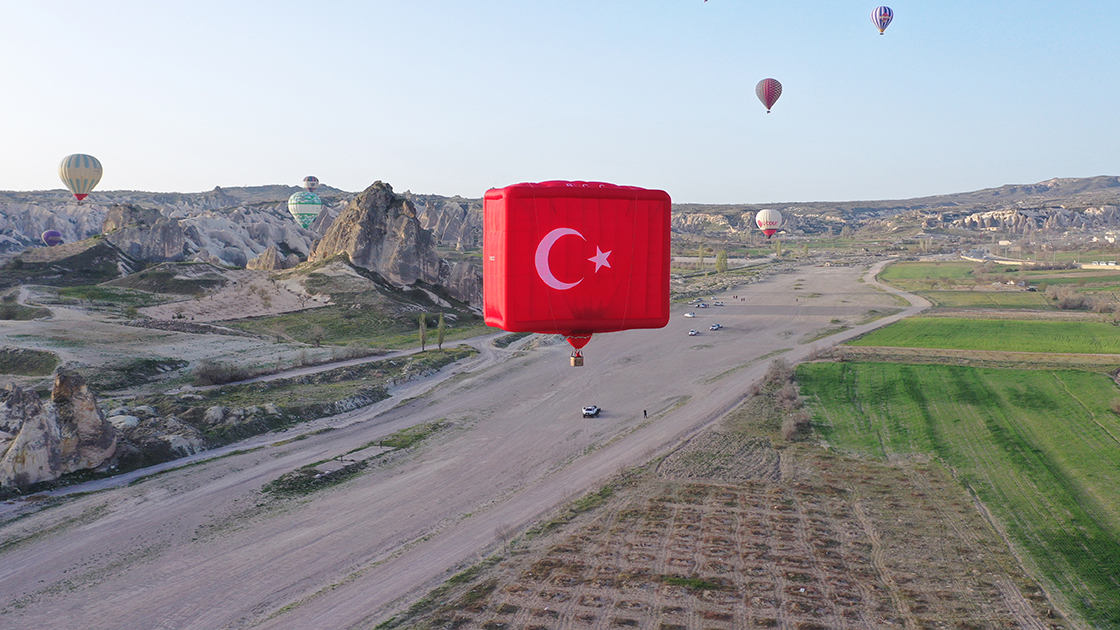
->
{"left": 58, "top": 154, "right": 103, "bottom": 201}
{"left": 755, "top": 78, "right": 782, "bottom": 113}
{"left": 755, "top": 209, "right": 783, "bottom": 238}
{"left": 287, "top": 191, "right": 322, "bottom": 229}
{"left": 42, "top": 230, "right": 64, "bottom": 246}
{"left": 871, "top": 6, "right": 893, "bottom": 33}
{"left": 484, "top": 181, "right": 671, "bottom": 351}
{"left": 302, "top": 176, "right": 319, "bottom": 193}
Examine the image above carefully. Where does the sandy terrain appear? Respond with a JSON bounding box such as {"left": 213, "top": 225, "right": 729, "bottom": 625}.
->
{"left": 138, "top": 268, "right": 330, "bottom": 323}
{"left": 3, "top": 282, "right": 344, "bottom": 390}
{"left": 0, "top": 261, "right": 940, "bottom": 630}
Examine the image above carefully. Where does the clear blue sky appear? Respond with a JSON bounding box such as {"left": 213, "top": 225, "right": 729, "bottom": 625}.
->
{"left": 2, "top": 1, "right": 1118, "bottom": 204}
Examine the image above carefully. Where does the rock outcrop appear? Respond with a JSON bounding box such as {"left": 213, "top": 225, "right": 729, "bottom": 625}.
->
{"left": 407, "top": 193, "right": 483, "bottom": 250}
{"left": 311, "top": 181, "right": 442, "bottom": 287}
{"left": 0, "top": 371, "right": 117, "bottom": 490}
{"left": 440, "top": 259, "right": 483, "bottom": 307}
{"left": 246, "top": 245, "right": 301, "bottom": 271}
{"left": 103, "top": 204, "right": 188, "bottom": 262}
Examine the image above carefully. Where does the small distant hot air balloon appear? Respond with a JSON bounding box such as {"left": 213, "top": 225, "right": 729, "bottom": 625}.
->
{"left": 871, "top": 6, "right": 893, "bottom": 34}
{"left": 302, "top": 176, "right": 320, "bottom": 193}
{"left": 58, "top": 154, "right": 103, "bottom": 202}
{"left": 42, "top": 230, "right": 64, "bottom": 247}
{"left": 288, "top": 191, "right": 322, "bottom": 229}
{"left": 755, "top": 209, "right": 783, "bottom": 238}
{"left": 755, "top": 78, "right": 782, "bottom": 113}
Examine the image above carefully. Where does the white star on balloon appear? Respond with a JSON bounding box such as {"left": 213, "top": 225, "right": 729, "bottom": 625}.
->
{"left": 588, "top": 246, "right": 612, "bottom": 272}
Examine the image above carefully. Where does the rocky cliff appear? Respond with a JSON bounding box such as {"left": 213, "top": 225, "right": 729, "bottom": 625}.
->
{"left": 103, "top": 204, "right": 188, "bottom": 262}
{"left": 405, "top": 193, "right": 483, "bottom": 250}
{"left": 311, "top": 182, "right": 443, "bottom": 285}
{"left": 0, "top": 185, "right": 351, "bottom": 266}
{"left": 311, "top": 182, "right": 483, "bottom": 306}
{"left": 0, "top": 371, "right": 117, "bottom": 490}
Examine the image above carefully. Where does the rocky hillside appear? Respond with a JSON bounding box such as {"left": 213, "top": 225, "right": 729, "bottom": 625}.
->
{"left": 0, "top": 185, "right": 352, "bottom": 265}
{"left": 312, "top": 182, "right": 481, "bottom": 306}
{"left": 671, "top": 176, "right": 1120, "bottom": 237}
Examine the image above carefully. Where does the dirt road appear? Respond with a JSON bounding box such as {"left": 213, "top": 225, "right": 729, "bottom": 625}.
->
{"left": 0, "top": 260, "right": 926, "bottom": 630}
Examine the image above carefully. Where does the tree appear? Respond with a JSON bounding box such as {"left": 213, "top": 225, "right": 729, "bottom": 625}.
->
{"left": 697, "top": 244, "right": 706, "bottom": 271}
{"left": 437, "top": 312, "right": 446, "bottom": 350}
{"left": 715, "top": 250, "right": 728, "bottom": 274}
{"left": 419, "top": 313, "right": 427, "bottom": 351}
{"left": 308, "top": 324, "right": 326, "bottom": 348}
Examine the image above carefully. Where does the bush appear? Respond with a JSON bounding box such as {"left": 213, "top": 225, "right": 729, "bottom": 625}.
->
{"left": 776, "top": 383, "right": 802, "bottom": 410}
{"left": 764, "top": 358, "right": 794, "bottom": 387}
{"left": 192, "top": 359, "right": 251, "bottom": 386}
{"left": 781, "top": 410, "right": 813, "bottom": 441}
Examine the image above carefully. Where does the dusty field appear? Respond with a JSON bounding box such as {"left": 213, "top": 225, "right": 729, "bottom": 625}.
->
{"left": 138, "top": 267, "right": 329, "bottom": 322}
{"left": 394, "top": 400, "right": 1068, "bottom": 630}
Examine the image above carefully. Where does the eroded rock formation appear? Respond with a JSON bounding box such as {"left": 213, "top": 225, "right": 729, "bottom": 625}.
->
{"left": 311, "top": 181, "right": 442, "bottom": 286}
{"left": 0, "top": 371, "right": 117, "bottom": 490}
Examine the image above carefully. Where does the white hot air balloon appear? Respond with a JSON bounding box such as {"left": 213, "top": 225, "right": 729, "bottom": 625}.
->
{"left": 755, "top": 209, "right": 783, "bottom": 238}
{"left": 59, "top": 154, "right": 103, "bottom": 201}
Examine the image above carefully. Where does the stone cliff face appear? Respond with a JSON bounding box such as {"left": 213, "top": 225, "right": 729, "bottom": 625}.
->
{"left": 246, "top": 245, "right": 300, "bottom": 271}
{"left": 311, "top": 182, "right": 442, "bottom": 287}
{"left": 406, "top": 193, "right": 483, "bottom": 251}
{"left": 103, "top": 204, "right": 188, "bottom": 262}
{"left": 0, "top": 372, "right": 117, "bottom": 490}
{"left": 441, "top": 259, "right": 483, "bottom": 307}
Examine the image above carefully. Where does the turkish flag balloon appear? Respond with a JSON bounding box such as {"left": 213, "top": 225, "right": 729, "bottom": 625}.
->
{"left": 484, "top": 181, "right": 671, "bottom": 351}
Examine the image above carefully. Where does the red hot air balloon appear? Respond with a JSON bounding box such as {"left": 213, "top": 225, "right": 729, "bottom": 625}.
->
{"left": 755, "top": 78, "right": 782, "bottom": 113}
{"left": 484, "top": 181, "right": 671, "bottom": 366}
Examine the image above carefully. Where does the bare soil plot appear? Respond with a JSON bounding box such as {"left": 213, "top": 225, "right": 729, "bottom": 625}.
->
{"left": 392, "top": 402, "right": 1068, "bottom": 630}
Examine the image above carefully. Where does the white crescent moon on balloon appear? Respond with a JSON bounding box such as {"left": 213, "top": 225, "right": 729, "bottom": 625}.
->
{"left": 535, "top": 227, "right": 585, "bottom": 291}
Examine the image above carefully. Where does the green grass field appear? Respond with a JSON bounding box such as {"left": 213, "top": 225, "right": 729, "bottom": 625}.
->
{"left": 879, "top": 260, "right": 978, "bottom": 283}
{"left": 919, "top": 290, "right": 1056, "bottom": 309}
{"left": 849, "top": 317, "right": 1120, "bottom": 354}
{"left": 797, "top": 361, "right": 1120, "bottom": 626}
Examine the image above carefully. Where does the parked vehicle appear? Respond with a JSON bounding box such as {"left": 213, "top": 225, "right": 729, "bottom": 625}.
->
{"left": 582, "top": 405, "right": 601, "bottom": 417}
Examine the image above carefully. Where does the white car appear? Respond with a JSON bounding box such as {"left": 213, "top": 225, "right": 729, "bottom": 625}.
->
{"left": 714, "top": 301, "right": 724, "bottom": 306}
{"left": 684, "top": 312, "right": 696, "bottom": 318}
{"left": 709, "top": 323, "right": 722, "bottom": 331}
{"left": 688, "top": 330, "right": 699, "bottom": 336}
{"left": 698, "top": 303, "right": 709, "bottom": 308}
{"left": 582, "top": 405, "right": 601, "bottom": 418}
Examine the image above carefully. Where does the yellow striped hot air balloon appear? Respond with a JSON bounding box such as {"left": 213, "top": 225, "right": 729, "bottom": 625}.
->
{"left": 58, "top": 154, "right": 103, "bottom": 202}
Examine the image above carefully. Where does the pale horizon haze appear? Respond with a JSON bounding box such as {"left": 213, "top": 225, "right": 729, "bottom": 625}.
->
{"left": 1, "top": 1, "right": 1117, "bottom": 204}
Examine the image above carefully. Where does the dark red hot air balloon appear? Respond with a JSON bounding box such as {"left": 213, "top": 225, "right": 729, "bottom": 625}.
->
{"left": 756, "top": 78, "right": 782, "bottom": 113}
{"left": 484, "top": 181, "right": 671, "bottom": 366}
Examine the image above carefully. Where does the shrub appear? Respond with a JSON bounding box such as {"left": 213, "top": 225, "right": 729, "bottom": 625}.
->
{"left": 764, "top": 358, "right": 794, "bottom": 387}
{"left": 192, "top": 359, "right": 251, "bottom": 386}
{"left": 782, "top": 410, "right": 813, "bottom": 441}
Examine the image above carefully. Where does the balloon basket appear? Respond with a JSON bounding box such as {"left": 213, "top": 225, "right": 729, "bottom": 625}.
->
{"left": 570, "top": 353, "right": 584, "bottom": 367}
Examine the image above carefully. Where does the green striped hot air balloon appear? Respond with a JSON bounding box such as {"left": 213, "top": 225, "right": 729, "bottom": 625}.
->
{"left": 287, "top": 191, "right": 322, "bottom": 229}
{"left": 59, "top": 154, "right": 103, "bottom": 201}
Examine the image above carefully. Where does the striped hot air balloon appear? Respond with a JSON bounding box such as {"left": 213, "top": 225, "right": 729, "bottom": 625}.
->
{"left": 755, "top": 78, "right": 782, "bottom": 113}
{"left": 302, "top": 176, "right": 319, "bottom": 193}
{"left": 871, "top": 6, "right": 893, "bottom": 34}
{"left": 288, "top": 191, "right": 323, "bottom": 229}
{"left": 58, "top": 154, "right": 103, "bottom": 202}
